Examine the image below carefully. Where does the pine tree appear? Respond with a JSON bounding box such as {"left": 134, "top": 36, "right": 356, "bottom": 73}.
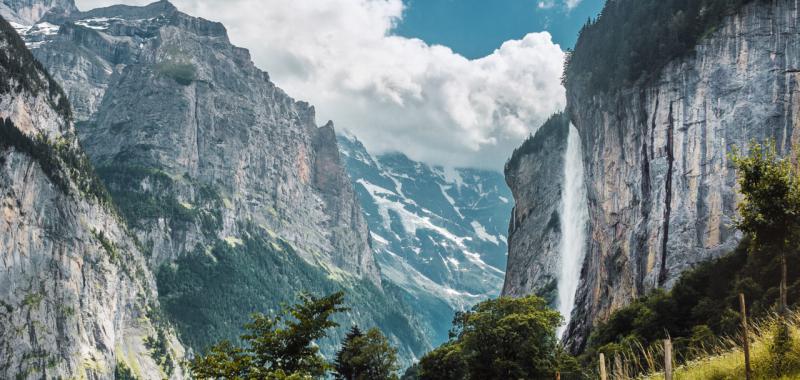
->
{"left": 190, "top": 291, "right": 347, "bottom": 379}
{"left": 334, "top": 326, "right": 399, "bottom": 380}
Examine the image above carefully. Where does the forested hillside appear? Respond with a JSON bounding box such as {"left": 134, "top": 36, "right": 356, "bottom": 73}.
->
{"left": 565, "top": 0, "right": 757, "bottom": 95}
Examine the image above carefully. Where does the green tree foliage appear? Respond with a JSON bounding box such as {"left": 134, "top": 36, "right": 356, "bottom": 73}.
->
{"left": 732, "top": 142, "right": 799, "bottom": 314}
{"left": 334, "top": 326, "right": 400, "bottom": 380}
{"left": 565, "top": 0, "right": 757, "bottom": 96}
{"left": 114, "top": 362, "right": 138, "bottom": 380}
{"left": 732, "top": 141, "right": 800, "bottom": 256}
{"left": 190, "top": 292, "right": 348, "bottom": 379}
{"left": 416, "top": 295, "right": 579, "bottom": 380}
{"left": 417, "top": 343, "right": 466, "bottom": 380}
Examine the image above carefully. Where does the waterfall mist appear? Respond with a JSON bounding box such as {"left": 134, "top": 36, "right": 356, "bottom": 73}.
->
{"left": 557, "top": 123, "right": 589, "bottom": 338}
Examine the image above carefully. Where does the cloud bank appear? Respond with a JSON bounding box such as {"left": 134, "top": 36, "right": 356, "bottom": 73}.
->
{"left": 75, "top": 0, "right": 566, "bottom": 170}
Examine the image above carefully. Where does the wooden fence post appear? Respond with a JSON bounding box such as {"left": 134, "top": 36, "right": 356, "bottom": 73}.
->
{"left": 664, "top": 338, "right": 673, "bottom": 380}
{"left": 740, "top": 293, "right": 752, "bottom": 380}
{"left": 599, "top": 353, "right": 607, "bottom": 380}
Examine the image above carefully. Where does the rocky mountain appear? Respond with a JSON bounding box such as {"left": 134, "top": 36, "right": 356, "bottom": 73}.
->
{"left": 503, "top": 0, "right": 800, "bottom": 352}
{"left": 502, "top": 114, "right": 568, "bottom": 305}
{"left": 6, "top": 0, "right": 433, "bottom": 364}
{"left": 338, "top": 133, "right": 512, "bottom": 343}
{"left": 0, "top": 15, "right": 186, "bottom": 380}
{"left": 0, "top": 0, "right": 75, "bottom": 24}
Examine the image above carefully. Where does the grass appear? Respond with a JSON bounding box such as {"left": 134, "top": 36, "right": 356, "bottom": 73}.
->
{"left": 637, "top": 311, "right": 800, "bottom": 380}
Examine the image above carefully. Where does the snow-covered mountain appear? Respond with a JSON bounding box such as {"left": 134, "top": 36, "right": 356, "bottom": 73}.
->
{"left": 338, "top": 133, "right": 512, "bottom": 343}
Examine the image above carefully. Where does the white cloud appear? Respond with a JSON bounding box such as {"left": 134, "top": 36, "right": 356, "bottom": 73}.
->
{"left": 538, "top": 0, "right": 582, "bottom": 10}
{"left": 75, "top": 0, "right": 566, "bottom": 170}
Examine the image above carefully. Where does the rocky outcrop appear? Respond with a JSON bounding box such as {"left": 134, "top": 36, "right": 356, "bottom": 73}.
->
{"left": 502, "top": 114, "right": 569, "bottom": 304}
{"left": 0, "top": 16, "right": 185, "bottom": 380}
{"left": 564, "top": 0, "right": 800, "bottom": 350}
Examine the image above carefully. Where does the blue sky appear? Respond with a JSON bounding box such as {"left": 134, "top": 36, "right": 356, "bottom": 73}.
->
{"left": 395, "top": 0, "right": 605, "bottom": 58}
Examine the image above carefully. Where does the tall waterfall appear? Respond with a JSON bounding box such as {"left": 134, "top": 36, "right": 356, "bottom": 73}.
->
{"left": 557, "top": 124, "right": 589, "bottom": 338}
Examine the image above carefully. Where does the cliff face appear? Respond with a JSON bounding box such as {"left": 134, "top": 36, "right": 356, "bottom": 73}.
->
{"left": 25, "top": 1, "right": 380, "bottom": 286}
{"left": 502, "top": 114, "right": 569, "bottom": 304}
{"left": 564, "top": 0, "right": 800, "bottom": 350}
{"left": 9, "top": 0, "right": 433, "bottom": 362}
{"left": 0, "top": 16, "right": 185, "bottom": 380}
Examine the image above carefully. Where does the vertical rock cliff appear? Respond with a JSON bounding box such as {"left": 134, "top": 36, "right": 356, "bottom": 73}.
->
{"left": 0, "top": 16, "right": 185, "bottom": 380}
{"left": 28, "top": 1, "right": 380, "bottom": 285}
{"left": 564, "top": 0, "right": 800, "bottom": 350}
{"left": 502, "top": 114, "right": 569, "bottom": 305}
{"left": 9, "top": 0, "right": 430, "bottom": 362}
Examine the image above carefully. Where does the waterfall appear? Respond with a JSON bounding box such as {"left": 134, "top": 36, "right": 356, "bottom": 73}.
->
{"left": 557, "top": 124, "right": 589, "bottom": 338}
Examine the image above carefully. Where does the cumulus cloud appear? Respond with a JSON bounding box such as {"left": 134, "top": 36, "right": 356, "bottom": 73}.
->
{"left": 75, "top": 0, "right": 566, "bottom": 170}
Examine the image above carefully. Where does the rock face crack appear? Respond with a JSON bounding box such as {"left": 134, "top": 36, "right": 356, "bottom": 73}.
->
{"left": 659, "top": 102, "right": 675, "bottom": 287}
{"left": 637, "top": 90, "right": 655, "bottom": 296}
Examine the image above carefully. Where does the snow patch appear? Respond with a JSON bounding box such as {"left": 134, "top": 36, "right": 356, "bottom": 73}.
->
{"left": 439, "top": 184, "right": 464, "bottom": 219}
{"left": 75, "top": 17, "right": 121, "bottom": 30}
{"left": 370, "top": 232, "right": 389, "bottom": 245}
{"left": 358, "top": 179, "right": 467, "bottom": 250}
{"left": 470, "top": 221, "right": 499, "bottom": 245}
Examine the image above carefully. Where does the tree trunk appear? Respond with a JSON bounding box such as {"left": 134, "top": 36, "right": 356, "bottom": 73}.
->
{"left": 781, "top": 254, "right": 788, "bottom": 315}
{"left": 740, "top": 293, "right": 751, "bottom": 380}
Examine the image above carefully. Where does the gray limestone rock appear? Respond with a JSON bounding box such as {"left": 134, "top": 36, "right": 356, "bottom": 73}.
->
{"left": 0, "top": 16, "right": 186, "bottom": 379}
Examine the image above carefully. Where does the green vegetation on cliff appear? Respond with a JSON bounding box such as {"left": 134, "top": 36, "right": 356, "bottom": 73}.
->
{"left": 565, "top": 0, "right": 757, "bottom": 96}
{"left": 505, "top": 112, "right": 569, "bottom": 174}
{"left": 156, "top": 225, "right": 428, "bottom": 360}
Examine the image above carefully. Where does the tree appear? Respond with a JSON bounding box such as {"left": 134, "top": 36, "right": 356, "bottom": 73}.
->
{"left": 417, "top": 343, "right": 466, "bottom": 380}
{"left": 733, "top": 141, "right": 800, "bottom": 377}
{"left": 334, "top": 326, "right": 399, "bottom": 380}
{"left": 417, "top": 295, "right": 574, "bottom": 380}
{"left": 190, "top": 291, "right": 348, "bottom": 379}
{"left": 732, "top": 141, "right": 800, "bottom": 314}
